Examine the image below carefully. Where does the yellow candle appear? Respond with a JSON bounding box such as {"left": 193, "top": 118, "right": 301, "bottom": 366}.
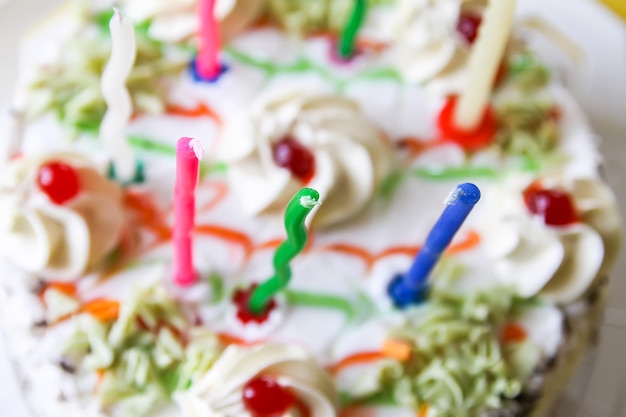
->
{"left": 454, "top": 0, "right": 517, "bottom": 130}
{"left": 600, "top": 0, "right": 626, "bottom": 22}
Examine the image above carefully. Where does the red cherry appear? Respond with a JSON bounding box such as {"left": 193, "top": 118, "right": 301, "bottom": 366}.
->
{"left": 457, "top": 13, "right": 483, "bottom": 44}
{"left": 243, "top": 376, "right": 295, "bottom": 417}
{"left": 272, "top": 137, "right": 316, "bottom": 183}
{"left": 437, "top": 96, "right": 497, "bottom": 152}
{"left": 523, "top": 186, "right": 579, "bottom": 226}
{"left": 37, "top": 161, "right": 81, "bottom": 205}
{"left": 233, "top": 284, "right": 277, "bottom": 324}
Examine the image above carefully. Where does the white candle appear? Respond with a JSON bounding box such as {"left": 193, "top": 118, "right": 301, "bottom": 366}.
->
{"left": 454, "top": 0, "right": 517, "bottom": 130}
{"left": 101, "top": 8, "right": 137, "bottom": 181}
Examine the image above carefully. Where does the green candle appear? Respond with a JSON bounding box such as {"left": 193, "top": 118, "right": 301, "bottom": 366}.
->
{"left": 248, "top": 188, "right": 320, "bottom": 314}
{"left": 338, "top": 0, "right": 367, "bottom": 59}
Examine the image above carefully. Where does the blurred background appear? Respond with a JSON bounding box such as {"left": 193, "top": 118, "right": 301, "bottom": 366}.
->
{"left": 0, "top": 0, "right": 624, "bottom": 416}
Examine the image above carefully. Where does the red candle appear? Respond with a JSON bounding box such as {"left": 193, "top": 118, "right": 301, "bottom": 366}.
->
{"left": 174, "top": 137, "right": 203, "bottom": 286}
{"left": 196, "top": 0, "right": 221, "bottom": 79}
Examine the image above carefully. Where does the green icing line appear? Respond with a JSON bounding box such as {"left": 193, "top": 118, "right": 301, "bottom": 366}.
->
{"left": 412, "top": 166, "right": 499, "bottom": 181}
{"left": 225, "top": 47, "right": 403, "bottom": 90}
{"left": 128, "top": 136, "right": 228, "bottom": 179}
{"left": 225, "top": 47, "right": 279, "bottom": 75}
{"left": 378, "top": 171, "right": 406, "bottom": 200}
{"left": 284, "top": 289, "right": 357, "bottom": 322}
{"left": 129, "top": 136, "right": 176, "bottom": 155}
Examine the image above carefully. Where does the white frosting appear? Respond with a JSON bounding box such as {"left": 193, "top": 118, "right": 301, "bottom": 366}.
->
{"left": 117, "top": 0, "right": 264, "bottom": 43}
{"left": 174, "top": 343, "right": 338, "bottom": 417}
{"left": 392, "top": 0, "right": 467, "bottom": 85}
{"left": 220, "top": 90, "right": 394, "bottom": 228}
{"left": 483, "top": 175, "right": 621, "bottom": 304}
{"left": 0, "top": 153, "right": 125, "bottom": 280}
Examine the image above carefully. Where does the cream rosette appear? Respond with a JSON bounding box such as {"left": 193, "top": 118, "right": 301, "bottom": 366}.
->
{"left": 174, "top": 343, "right": 338, "bottom": 417}
{"left": 393, "top": 0, "right": 463, "bottom": 84}
{"left": 483, "top": 175, "right": 622, "bottom": 304}
{"left": 117, "top": 0, "right": 264, "bottom": 43}
{"left": 220, "top": 90, "right": 394, "bottom": 228}
{"left": 0, "top": 153, "right": 125, "bottom": 280}
{"left": 391, "top": 0, "right": 490, "bottom": 87}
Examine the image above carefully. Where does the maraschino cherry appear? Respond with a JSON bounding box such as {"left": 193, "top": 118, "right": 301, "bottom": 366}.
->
{"left": 272, "top": 137, "right": 316, "bottom": 183}
{"left": 37, "top": 161, "right": 80, "bottom": 205}
{"left": 243, "top": 376, "right": 295, "bottom": 417}
{"left": 523, "top": 184, "right": 579, "bottom": 226}
{"left": 457, "top": 13, "right": 483, "bottom": 44}
{"left": 233, "top": 284, "right": 277, "bottom": 325}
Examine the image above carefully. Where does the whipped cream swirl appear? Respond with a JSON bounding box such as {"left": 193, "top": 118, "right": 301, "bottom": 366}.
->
{"left": 392, "top": 0, "right": 466, "bottom": 84}
{"left": 0, "top": 153, "right": 125, "bottom": 280}
{"left": 220, "top": 90, "right": 394, "bottom": 228}
{"left": 175, "top": 343, "right": 338, "bottom": 417}
{"left": 116, "top": 0, "right": 264, "bottom": 43}
{"left": 483, "top": 175, "right": 622, "bottom": 304}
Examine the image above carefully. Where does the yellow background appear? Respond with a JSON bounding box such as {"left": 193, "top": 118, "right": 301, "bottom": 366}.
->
{"left": 600, "top": 0, "right": 626, "bottom": 21}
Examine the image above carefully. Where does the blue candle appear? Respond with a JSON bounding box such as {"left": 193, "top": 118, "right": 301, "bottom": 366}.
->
{"left": 388, "top": 183, "right": 481, "bottom": 308}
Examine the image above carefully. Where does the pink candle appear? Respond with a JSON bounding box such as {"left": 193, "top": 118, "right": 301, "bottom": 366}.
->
{"left": 174, "top": 137, "right": 203, "bottom": 286}
{"left": 196, "top": 0, "right": 221, "bottom": 79}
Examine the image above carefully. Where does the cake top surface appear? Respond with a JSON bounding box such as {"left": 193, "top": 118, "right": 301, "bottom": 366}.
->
{"left": 0, "top": 1, "right": 623, "bottom": 417}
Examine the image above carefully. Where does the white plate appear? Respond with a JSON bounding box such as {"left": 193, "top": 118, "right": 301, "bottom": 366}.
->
{"left": 0, "top": 0, "right": 624, "bottom": 416}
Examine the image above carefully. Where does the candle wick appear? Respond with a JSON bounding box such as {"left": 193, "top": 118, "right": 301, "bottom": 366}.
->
{"left": 444, "top": 189, "right": 461, "bottom": 205}
{"left": 300, "top": 195, "right": 320, "bottom": 209}
{"left": 445, "top": 183, "right": 481, "bottom": 206}
{"left": 112, "top": 6, "right": 123, "bottom": 23}
{"left": 189, "top": 138, "right": 205, "bottom": 161}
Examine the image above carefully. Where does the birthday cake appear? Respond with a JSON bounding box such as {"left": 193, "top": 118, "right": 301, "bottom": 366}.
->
{"left": 0, "top": 0, "right": 622, "bottom": 417}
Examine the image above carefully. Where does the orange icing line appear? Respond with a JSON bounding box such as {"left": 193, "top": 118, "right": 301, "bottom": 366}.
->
{"left": 398, "top": 137, "right": 443, "bottom": 159}
{"left": 166, "top": 103, "right": 222, "bottom": 126}
{"left": 328, "top": 351, "right": 387, "bottom": 375}
{"left": 417, "top": 404, "right": 430, "bottom": 417}
{"left": 39, "top": 281, "right": 78, "bottom": 300}
{"left": 377, "top": 246, "right": 421, "bottom": 261}
{"left": 216, "top": 332, "right": 257, "bottom": 346}
{"left": 382, "top": 339, "right": 412, "bottom": 362}
{"left": 447, "top": 230, "right": 481, "bottom": 254}
{"left": 124, "top": 191, "right": 172, "bottom": 241}
{"left": 197, "top": 181, "right": 229, "bottom": 213}
{"left": 339, "top": 407, "right": 377, "bottom": 417}
{"left": 356, "top": 37, "right": 389, "bottom": 53}
{"left": 195, "top": 224, "right": 255, "bottom": 260}
{"left": 320, "top": 244, "right": 377, "bottom": 269}
{"left": 79, "top": 299, "right": 120, "bottom": 322}
{"left": 256, "top": 238, "right": 284, "bottom": 252}
{"left": 48, "top": 298, "right": 121, "bottom": 326}
{"left": 321, "top": 230, "right": 480, "bottom": 271}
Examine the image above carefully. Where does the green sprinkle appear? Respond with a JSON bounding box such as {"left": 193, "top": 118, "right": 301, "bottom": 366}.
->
{"left": 207, "top": 272, "right": 225, "bottom": 303}
{"left": 374, "top": 287, "right": 540, "bottom": 415}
